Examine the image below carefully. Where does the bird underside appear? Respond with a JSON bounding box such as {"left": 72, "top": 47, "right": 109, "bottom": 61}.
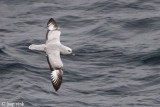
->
{"left": 28, "top": 18, "right": 73, "bottom": 91}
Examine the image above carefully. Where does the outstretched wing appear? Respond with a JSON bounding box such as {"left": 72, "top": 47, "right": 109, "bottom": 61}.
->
{"left": 50, "top": 69, "right": 63, "bottom": 91}
{"left": 46, "top": 49, "right": 63, "bottom": 91}
{"left": 46, "top": 18, "right": 61, "bottom": 41}
{"left": 29, "top": 44, "right": 45, "bottom": 51}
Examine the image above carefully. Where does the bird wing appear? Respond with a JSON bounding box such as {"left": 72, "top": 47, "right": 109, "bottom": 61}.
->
{"left": 46, "top": 49, "right": 63, "bottom": 91}
{"left": 46, "top": 30, "right": 61, "bottom": 42}
{"left": 46, "top": 18, "right": 61, "bottom": 41}
{"left": 29, "top": 44, "right": 45, "bottom": 51}
{"left": 47, "top": 18, "right": 59, "bottom": 30}
{"left": 50, "top": 69, "right": 63, "bottom": 91}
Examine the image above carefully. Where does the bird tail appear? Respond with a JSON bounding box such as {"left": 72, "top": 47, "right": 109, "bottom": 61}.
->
{"left": 29, "top": 44, "right": 46, "bottom": 51}
{"left": 51, "top": 69, "right": 63, "bottom": 91}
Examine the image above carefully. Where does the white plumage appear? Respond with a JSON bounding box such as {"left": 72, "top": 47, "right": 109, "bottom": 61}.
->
{"left": 29, "top": 18, "right": 74, "bottom": 91}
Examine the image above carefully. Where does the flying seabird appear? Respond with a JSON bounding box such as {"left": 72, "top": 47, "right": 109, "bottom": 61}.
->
{"left": 29, "top": 18, "right": 75, "bottom": 91}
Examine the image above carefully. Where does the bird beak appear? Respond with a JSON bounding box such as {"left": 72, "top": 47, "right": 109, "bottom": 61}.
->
{"left": 71, "top": 53, "right": 75, "bottom": 56}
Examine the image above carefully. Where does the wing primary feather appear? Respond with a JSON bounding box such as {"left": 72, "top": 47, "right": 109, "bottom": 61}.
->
{"left": 51, "top": 69, "right": 63, "bottom": 91}
{"left": 47, "top": 18, "right": 59, "bottom": 30}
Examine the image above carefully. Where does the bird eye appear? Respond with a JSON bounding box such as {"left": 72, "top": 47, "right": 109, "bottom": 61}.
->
{"left": 68, "top": 50, "right": 71, "bottom": 52}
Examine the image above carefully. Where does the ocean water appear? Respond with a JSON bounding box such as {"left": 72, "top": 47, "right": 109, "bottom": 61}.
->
{"left": 0, "top": 0, "right": 160, "bottom": 107}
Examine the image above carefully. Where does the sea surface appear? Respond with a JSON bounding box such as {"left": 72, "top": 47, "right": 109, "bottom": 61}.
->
{"left": 0, "top": 0, "right": 160, "bottom": 107}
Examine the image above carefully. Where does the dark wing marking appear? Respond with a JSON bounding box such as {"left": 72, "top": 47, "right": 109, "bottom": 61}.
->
{"left": 47, "top": 18, "right": 59, "bottom": 30}
{"left": 51, "top": 69, "right": 63, "bottom": 91}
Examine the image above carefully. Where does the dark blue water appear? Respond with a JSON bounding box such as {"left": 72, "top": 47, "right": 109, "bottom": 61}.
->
{"left": 0, "top": 0, "right": 160, "bottom": 107}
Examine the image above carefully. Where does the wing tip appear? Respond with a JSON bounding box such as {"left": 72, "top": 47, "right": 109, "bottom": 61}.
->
{"left": 47, "top": 18, "right": 60, "bottom": 31}
{"left": 51, "top": 69, "right": 63, "bottom": 91}
{"left": 28, "top": 44, "right": 35, "bottom": 50}
{"left": 47, "top": 18, "right": 58, "bottom": 26}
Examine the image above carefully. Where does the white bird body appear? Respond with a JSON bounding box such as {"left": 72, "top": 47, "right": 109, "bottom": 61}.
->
{"left": 29, "top": 18, "right": 74, "bottom": 91}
